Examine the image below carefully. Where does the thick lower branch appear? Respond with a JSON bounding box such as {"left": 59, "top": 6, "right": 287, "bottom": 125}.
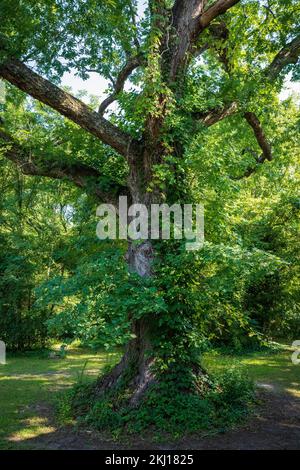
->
{"left": 0, "top": 128, "right": 125, "bottom": 203}
{"left": 0, "top": 58, "right": 142, "bottom": 160}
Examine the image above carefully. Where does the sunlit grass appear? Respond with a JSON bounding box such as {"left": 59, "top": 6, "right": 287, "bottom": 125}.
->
{"left": 0, "top": 343, "right": 299, "bottom": 449}
{"left": 203, "top": 343, "right": 300, "bottom": 397}
{"left": 9, "top": 417, "right": 56, "bottom": 443}
{"left": 0, "top": 346, "right": 121, "bottom": 449}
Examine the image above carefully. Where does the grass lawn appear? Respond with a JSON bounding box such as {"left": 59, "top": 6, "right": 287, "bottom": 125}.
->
{"left": 203, "top": 343, "right": 300, "bottom": 398}
{"left": 0, "top": 346, "right": 121, "bottom": 449}
{"left": 0, "top": 342, "right": 299, "bottom": 449}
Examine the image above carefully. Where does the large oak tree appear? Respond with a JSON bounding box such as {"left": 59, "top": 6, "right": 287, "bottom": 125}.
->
{"left": 0, "top": 0, "right": 299, "bottom": 405}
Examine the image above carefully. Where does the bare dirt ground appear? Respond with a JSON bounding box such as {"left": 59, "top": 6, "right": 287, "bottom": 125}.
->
{"left": 25, "top": 386, "right": 300, "bottom": 450}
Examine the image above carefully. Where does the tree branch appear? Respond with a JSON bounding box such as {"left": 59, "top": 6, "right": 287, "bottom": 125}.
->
{"left": 265, "top": 34, "right": 300, "bottom": 80}
{"left": 230, "top": 149, "right": 272, "bottom": 181}
{"left": 0, "top": 59, "right": 142, "bottom": 160}
{"left": 191, "top": 34, "right": 300, "bottom": 128}
{"left": 169, "top": 0, "right": 239, "bottom": 80}
{"left": 0, "top": 128, "right": 126, "bottom": 203}
{"left": 192, "top": 101, "right": 238, "bottom": 126}
{"left": 200, "top": 0, "right": 240, "bottom": 29}
{"left": 244, "top": 112, "right": 273, "bottom": 162}
{"left": 98, "top": 54, "right": 144, "bottom": 115}
{"left": 231, "top": 113, "right": 273, "bottom": 179}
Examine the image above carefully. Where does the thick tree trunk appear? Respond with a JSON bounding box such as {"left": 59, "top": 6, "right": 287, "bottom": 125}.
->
{"left": 96, "top": 234, "right": 207, "bottom": 406}
{"left": 96, "top": 319, "right": 155, "bottom": 405}
{"left": 95, "top": 135, "right": 208, "bottom": 405}
{"left": 96, "top": 240, "right": 156, "bottom": 405}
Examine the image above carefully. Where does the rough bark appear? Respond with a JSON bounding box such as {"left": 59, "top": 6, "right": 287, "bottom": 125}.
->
{"left": 96, "top": 239, "right": 155, "bottom": 406}
{"left": 97, "top": 318, "right": 155, "bottom": 407}
{"left": 193, "top": 101, "right": 239, "bottom": 127}
{"left": 168, "top": 0, "right": 240, "bottom": 81}
{"left": 126, "top": 240, "right": 154, "bottom": 278}
{"left": 265, "top": 34, "right": 300, "bottom": 80}
{"left": 244, "top": 112, "right": 272, "bottom": 162}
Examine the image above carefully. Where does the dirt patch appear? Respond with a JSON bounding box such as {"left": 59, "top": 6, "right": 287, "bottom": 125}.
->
{"left": 180, "top": 390, "right": 300, "bottom": 450}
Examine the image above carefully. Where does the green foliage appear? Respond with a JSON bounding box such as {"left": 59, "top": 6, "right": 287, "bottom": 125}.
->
{"left": 151, "top": 240, "right": 286, "bottom": 353}
{"left": 37, "top": 246, "right": 167, "bottom": 348}
{"left": 0, "top": 162, "right": 58, "bottom": 350}
{"left": 0, "top": 78, "right": 298, "bottom": 354}
{"left": 0, "top": 235, "right": 50, "bottom": 350}
{"left": 0, "top": 0, "right": 139, "bottom": 81}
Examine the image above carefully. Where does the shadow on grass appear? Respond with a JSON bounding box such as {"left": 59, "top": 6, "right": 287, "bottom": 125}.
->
{"left": 0, "top": 348, "right": 121, "bottom": 449}
{"left": 1, "top": 346, "right": 299, "bottom": 449}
